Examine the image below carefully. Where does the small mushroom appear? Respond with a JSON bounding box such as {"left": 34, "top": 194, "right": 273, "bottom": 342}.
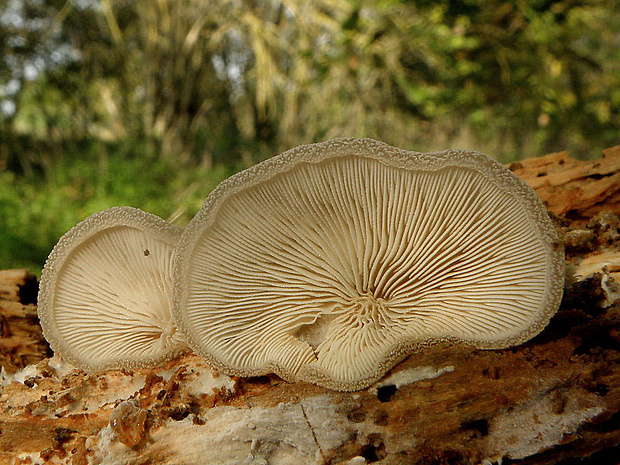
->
{"left": 174, "top": 138, "right": 564, "bottom": 390}
{"left": 38, "top": 207, "right": 186, "bottom": 371}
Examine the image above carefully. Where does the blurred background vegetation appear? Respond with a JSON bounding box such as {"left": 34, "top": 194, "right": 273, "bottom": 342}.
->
{"left": 1, "top": 0, "right": 619, "bottom": 272}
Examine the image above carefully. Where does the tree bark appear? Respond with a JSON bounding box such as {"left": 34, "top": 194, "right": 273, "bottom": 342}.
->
{"left": 0, "top": 269, "right": 48, "bottom": 374}
{"left": 508, "top": 145, "right": 620, "bottom": 218}
{"left": 1, "top": 148, "right": 619, "bottom": 465}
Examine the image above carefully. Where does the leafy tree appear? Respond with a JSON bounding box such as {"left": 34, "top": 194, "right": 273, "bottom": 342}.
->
{"left": 3, "top": 0, "right": 620, "bottom": 164}
{"left": 1, "top": 0, "right": 620, "bottom": 272}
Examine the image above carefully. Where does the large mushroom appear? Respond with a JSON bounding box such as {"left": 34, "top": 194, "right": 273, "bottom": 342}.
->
{"left": 174, "top": 138, "right": 564, "bottom": 391}
{"left": 38, "top": 207, "right": 186, "bottom": 371}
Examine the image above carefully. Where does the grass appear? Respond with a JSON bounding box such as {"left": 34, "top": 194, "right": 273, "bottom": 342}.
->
{"left": 0, "top": 130, "right": 612, "bottom": 275}
{"left": 0, "top": 139, "right": 233, "bottom": 274}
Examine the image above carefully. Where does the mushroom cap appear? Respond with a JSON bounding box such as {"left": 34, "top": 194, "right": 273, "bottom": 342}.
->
{"left": 38, "top": 207, "right": 186, "bottom": 371}
{"left": 174, "top": 138, "right": 564, "bottom": 391}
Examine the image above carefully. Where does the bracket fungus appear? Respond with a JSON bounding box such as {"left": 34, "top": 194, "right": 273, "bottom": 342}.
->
{"left": 174, "top": 138, "right": 564, "bottom": 391}
{"left": 38, "top": 207, "right": 186, "bottom": 371}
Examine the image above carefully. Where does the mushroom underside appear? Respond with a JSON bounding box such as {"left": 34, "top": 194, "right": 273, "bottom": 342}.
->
{"left": 39, "top": 208, "right": 185, "bottom": 371}
{"left": 178, "top": 153, "right": 558, "bottom": 388}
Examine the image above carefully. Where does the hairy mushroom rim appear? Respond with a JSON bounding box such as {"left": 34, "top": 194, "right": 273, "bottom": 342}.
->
{"left": 173, "top": 138, "right": 564, "bottom": 391}
{"left": 38, "top": 207, "right": 186, "bottom": 371}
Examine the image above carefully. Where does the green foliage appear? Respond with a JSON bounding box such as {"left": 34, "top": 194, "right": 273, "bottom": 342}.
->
{"left": 0, "top": 137, "right": 232, "bottom": 273}
{"left": 1, "top": 0, "right": 619, "bottom": 272}
{"left": 4, "top": 0, "right": 619, "bottom": 159}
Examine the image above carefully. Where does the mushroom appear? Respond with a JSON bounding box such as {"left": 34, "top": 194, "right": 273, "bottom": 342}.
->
{"left": 38, "top": 207, "right": 186, "bottom": 371}
{"left": 174, "top": 138, "right": 564, "bottom": 390}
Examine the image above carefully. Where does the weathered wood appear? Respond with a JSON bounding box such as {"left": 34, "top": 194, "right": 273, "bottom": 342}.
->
{"left": 509, "top": 145, "right": 620, "bottom": 217}
{"left": 1, "top": 149, "right": 620, "bottom": 465}
{"left": 0, "top": 269, "right": 49, "bottom": 375}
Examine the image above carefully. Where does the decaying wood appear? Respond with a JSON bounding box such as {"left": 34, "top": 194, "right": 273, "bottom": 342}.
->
{"left": 509, "top": 145, "right": 620, "bottom": 217}
{"left": 0, "top": 270, "right": 49, "bottom": 374}
{"left": 1, "top": 148, "right": 619, "bottom": 465}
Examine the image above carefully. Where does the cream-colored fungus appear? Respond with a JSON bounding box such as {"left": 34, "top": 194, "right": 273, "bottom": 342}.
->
{"left": 38, "top": 207, "right": 186, "bottom": 371}
{"left": 174, "top": 138, "right": 564, "bottom": 390}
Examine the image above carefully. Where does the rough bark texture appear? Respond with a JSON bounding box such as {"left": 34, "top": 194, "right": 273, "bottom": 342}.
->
{"left": 1, "top": 147, "right": 619, "bottom": 465}
{"left": 0, "top": 270, "right": 48, "bottom": 373}
{"left": 508, "top": 145, "right": 620, "bottom": 218}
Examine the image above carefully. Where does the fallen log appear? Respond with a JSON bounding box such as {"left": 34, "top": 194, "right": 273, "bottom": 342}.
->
{"left": 1, "top": 147, "right": 619, "bottom": 465}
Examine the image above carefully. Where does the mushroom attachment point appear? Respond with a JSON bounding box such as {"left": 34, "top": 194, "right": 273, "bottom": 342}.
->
{"left": 38, "top": 207, "right": 186, "bottom": 371}
{"left": 174, "top": 138, "right": 564, "bottom": 391}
